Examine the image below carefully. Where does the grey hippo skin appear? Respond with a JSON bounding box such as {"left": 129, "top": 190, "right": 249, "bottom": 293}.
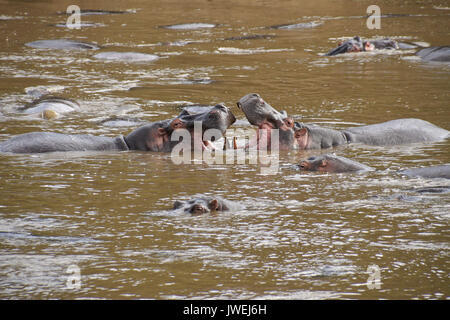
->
{"left": 25, "top": 39, "right": 100, "bottom": 50}
{"left": 0, "top": 104, "right": 236, "bottom": 154}
{"left": 0, "top": 121, "right": 171, "bottom": 153}
{"left": 325, "top": 36, "right": 399, "bottom": 56}
{"left": 20, "top": 96, "right": 80, "bottom": 115}
{"left": 237, "top": 93, "right": 295, "bottom": 150}
{"left": 399, "top": 165, "right": 450, "bottom": 179}
{"left": 299, "top": 154, "right": 450, "bottom": 179}
{"left": 298, "top": 154, "right": 374, "bottom": 173}
{"left": 294, "top": 118, "right": 449, "bottom": 149}
{"left": 416, "top": 46, "right": 450, "bottom": 62}
{"left": 172, "top": 196, "right": 240, "bottom": 215}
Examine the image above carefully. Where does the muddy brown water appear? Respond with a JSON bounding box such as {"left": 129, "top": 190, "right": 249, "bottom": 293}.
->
{"left": 0, "top": 0, "right": 449, "bottom": 299}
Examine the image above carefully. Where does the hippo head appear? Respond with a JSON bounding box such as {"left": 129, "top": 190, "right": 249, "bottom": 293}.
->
{"left": 172, "top": 197, "right": 229, "bottom": 215}
{"left": 299, "top": 154, "right": 372, "bottom": 173}
{"left": 170, "top": 104, "right": 236, "bottom": 150}
{"left": 299, "top": 155, "right": 336, "bottom": 172}
{"left": 124, "top": 120, "right": 175, "bottom": 152}
{"left": 237, "top": 93, "right": 295, "bottom": 150}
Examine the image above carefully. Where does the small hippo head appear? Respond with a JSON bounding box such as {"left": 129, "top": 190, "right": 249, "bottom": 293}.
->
{"left": 125, "top": 120, "right": 175, "bottom": 152}
{"left": 299, "top": 155, "right": 332, "bottom": 172}
{"left": 299, "top": 154, "right": 373, "bottom": 173}
{"left": 172, "top": 196, "right": 229, "bottom": 215}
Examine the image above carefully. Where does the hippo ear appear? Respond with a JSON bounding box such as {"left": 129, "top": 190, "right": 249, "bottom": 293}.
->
{"left": 295, "top": 128, "right": 308, "bottom": 137}
{"left": 208, "top": 199, "right": 219, "bottom": 211}
{"left": 173, "top": 200, "right": 184, "bottom": 210}
{"left": 320, "top": 159, "right": 328, "bottom": 167}
{"left": 157, "top": 127, "right": 167, "bottom": 136}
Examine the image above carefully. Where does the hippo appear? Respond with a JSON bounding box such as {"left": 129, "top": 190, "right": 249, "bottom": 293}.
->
{"left": 159, "top": 23, "right": 217, "bottom": 30}
{"left": 298, "top": 154, "right": 450, "bottom": 179}
{"left": 399, "top": 165, "right": 450, "bottom": 179}
{"left": 325, "top": 36, "right": 399, "bottom": 56}
{"left": 269, "top": 21, "right": 323, "bottom": 30}
{"left": 415, "top": 46, "right": 450, "bottom": 62}
{"left": 93, "top": 52, "right": 159, "bottom": 62}
{"left": 294, "top": 118, "right": 449, "bottom": 149}
{"left": 172, "top": 196, "right": 240, "bottom": 215}
{"left": 57, "top": 9, "right": 129, "bottom": 15}
{"left": 236, "top": 93, "right": 295, "bottom": 150}
{"left": 298, "top": 154, "right": 374, "bottom": 173}
{"left": 19, "top": 96, "right": 80, "bottom": 118}
{"left": 0, "top": 104, "right": 236, "bottom": 154}
{"left": 171, "top": 103, "right": 236, "bottom": 150}
{"left": 25, "top": 39, "right": 99, "bottom": 50}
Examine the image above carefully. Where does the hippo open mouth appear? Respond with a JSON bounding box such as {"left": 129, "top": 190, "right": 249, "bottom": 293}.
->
{"left": 237, "top": 93, "right": 295, "bottom": 150}
{"left": 170, "top": 103, "right": 236, "bottom": 151}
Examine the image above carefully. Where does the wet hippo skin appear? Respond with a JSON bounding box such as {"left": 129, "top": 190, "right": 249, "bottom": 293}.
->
{"left": 295, "top": 119, "right": 449, "bottom": 150}
{"left": 0, "top": 121, "right": 171, "bottom": 153}
{"left": 298, "top": 154, "right": 450, "bottom": 179}
{"left": 0, "top": 104, "right": 236, "bottom": 154}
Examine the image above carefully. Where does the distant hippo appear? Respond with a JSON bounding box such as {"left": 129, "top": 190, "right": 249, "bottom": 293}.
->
{"left": 325, "top": 36, "right": 399, "bottom": 56}
{"left": 25, "top": 39, "right": 100, "bottom": 50}
{"left": 172, "top": 196, "right": 240, "bottom": 215}
{"left": 298, "top": 154, "right": 450, "bottom": 179}
{"left": 19, "top": 96, "right": 80, "bottom": 118}
{"left": 415, "top": 46, "right": 450, "bottom": 62}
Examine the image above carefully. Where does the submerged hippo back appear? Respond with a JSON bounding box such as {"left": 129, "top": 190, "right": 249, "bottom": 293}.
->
{"left": 0, "top": 132, "right": 128, "bottom": 154}
{"left": 344, "top": 118, "right": 449, "bottom": 145}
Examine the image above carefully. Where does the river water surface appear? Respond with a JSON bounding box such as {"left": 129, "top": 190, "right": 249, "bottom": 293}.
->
{"left": 0, "top": 0, "right": 449, "bottom": 299}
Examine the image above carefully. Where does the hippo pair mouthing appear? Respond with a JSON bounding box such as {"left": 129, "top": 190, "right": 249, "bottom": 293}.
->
{"left": 0, "top": 104, "right": 236, "bottom": 154}
{"left": 236, "top": 94, "right": 449, "bottom": 151}
{"left": 298, "top": 154, "right": 450, "bottom": 179}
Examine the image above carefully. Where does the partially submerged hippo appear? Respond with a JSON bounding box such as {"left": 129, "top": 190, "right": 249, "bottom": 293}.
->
{"left": 399, "top": 165, "right": 450, "bottom": 179}
{"left": 299, "top": 154, "right": 374, "bottom": 173}
{"left": 325, "top": 36, "right": 399, "bottom": 56}
{"left": 172, "top": 196, "right": 239, "bottom": 215}
{"left": 25, "top": 39, "right": 100, "bottom": 50}
{"left": 19, "top": 96, "right": 80, "bottom": 118}
{"left": 93, "top": 52, "right": 159, "bottom": 62}
{"left": 294, "top": 118, "right": 449, "bottom": 149}
{"left": 415, "top": 46, "right": 450, "bottom": 62}
{"left": 298, "top": 154, "right": 450, "bottom": 179}
{"left": 237, "top": 94, "right": 449, "bottom": 150}
{"left": 236, "top": 93, "right": 295, "bottom": 150}
{"left": 172, "top": 103, "right": 236, "bottom": 150}
{"left": 0, "top": 104, "right": 236, "bottom": 154}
